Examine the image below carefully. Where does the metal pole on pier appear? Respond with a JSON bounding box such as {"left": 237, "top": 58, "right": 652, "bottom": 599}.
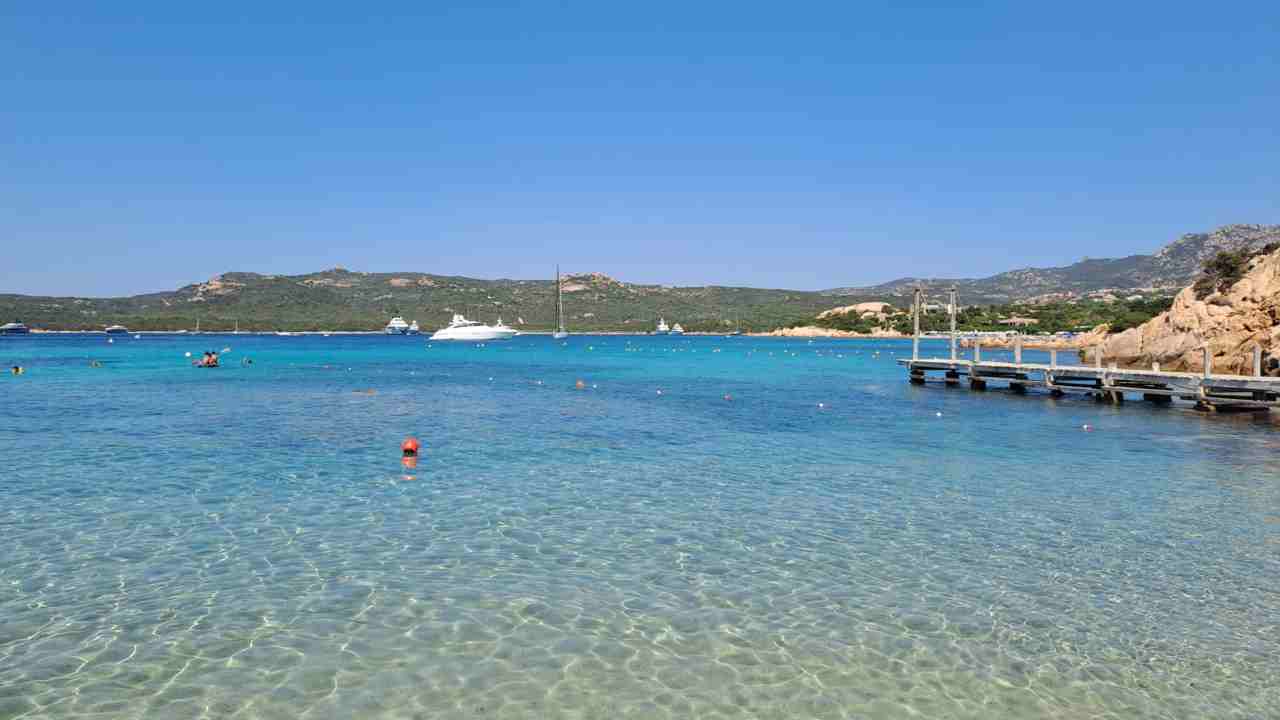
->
{"left": 1254, "top": 344, "right": 1263, "bottom": 377}
{"left": 912, "top": 287, "right": 922, "bottom": 361}
{"left": 1203, "top": 346, "right": 1212, "bottom": 378}
{"left": 949, "top": 286, "right": 958, "bottom": 361}
{"left": 1014, "top": 334, "right": 1023, "bottom": 365}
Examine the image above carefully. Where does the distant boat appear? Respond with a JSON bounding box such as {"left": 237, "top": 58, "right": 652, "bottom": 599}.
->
{"left": 430, "top": 314, "right": 518, "bottom": 341}
{"left": 275, "top": 331, "right": 300, "bottom": 337}
{"left": 408, "top": 321, "right": 420, "bottom": 335}
{"left": 670, "top": 322, "right": 685, "bottom": 335}
{"left": 385, "top": 316, "right": 411, "bottom": 334}
{"left": 104, "top": 325, "right": 129, "bottom": 335}
{"left": 553, "top": 265, "right": 569, "bottom": 340}
{"left": 653, "top": 317, "right": 670, "bottom": 335}
{"left": 0, "top": 321, "right": 30, "bottom": 336}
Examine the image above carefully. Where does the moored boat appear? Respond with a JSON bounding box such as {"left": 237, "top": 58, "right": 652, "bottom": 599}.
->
{"left": 104, "top": 325, "right": 129, "bottom": 335}
{"left": 0, "top": 321, "right": 31, "bottom": 335}
{"left": 430, "top": 314, "right": 518, "bottom": 341}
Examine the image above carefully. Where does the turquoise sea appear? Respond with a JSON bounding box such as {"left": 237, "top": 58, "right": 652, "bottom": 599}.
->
{"left": 1, "top": 333, "right": 1278, "bottom": 719}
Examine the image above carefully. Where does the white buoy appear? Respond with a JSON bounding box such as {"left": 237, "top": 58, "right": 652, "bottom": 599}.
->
{"left": 107, "top": 338, "right": 114, "bottom": 344}
{"left": 184, "top": 351, "right": 192, "bottom": 357}
{"left": 936, "top": 412, "right": 943, "bottom": 417}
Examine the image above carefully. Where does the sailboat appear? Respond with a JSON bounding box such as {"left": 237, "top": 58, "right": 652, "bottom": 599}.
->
{"left": 552, "top": 265, "right": 569, "bottom": 340}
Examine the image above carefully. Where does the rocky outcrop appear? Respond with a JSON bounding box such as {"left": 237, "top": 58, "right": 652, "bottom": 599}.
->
{"left": 817, "top": 302, "right": 896, "bottom": 320}
{"left": 1084, "top": 246, "right": 1280, "bottom": 374}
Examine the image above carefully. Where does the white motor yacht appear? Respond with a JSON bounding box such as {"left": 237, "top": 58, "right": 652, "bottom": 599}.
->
{"left": 653, "top": 317, "right": 670, "bottom": 335}
{"left": 385, "top": 316, "right": 411, "bottom": 334}
{"left": 407, "top": 321, "right": 421, "bottom": 335}
{"left": 104, "top": 325, "right": 130, "bottom": 335}
{"left": 0, "top": 321, "right": 31, "bottom": 335}
{"left": 670, "top": 322, "right": 685, "bottom": 335}
{"left": 430, "top": 314, "right": 518, "bottom": 341}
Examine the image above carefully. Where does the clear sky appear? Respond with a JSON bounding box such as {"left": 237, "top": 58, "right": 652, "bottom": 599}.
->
{"left": 3, "top": 2, "right": 1278, "bottom": 297}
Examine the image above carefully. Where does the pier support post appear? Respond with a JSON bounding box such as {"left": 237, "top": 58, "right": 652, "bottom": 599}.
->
{"left": 970, "top": 377, "right": 987, "bottom": 391}
{"left": 912, "top": 287, "right": 922, "bottom": 361}
{"left": 949, "top": 286, "right": 958, "bottom": 361}
{"left": 1144, "top": 393, "right": 1172, "bottom": 404}
{"left": 1010, "top": 379, "right": 1028, "bottom": 394}
{"left": 909, "top": 368, "right": 926, "bottom": 385}
{"left": 945, "top": 370, "right": 960, "bottom": 385}
{"left": 1202, "top": 346, "right": 1212, "bottom": 378}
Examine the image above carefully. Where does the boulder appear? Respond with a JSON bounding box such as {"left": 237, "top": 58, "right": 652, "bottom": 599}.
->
{"left": 1084, "top": 247, "right": 1280, "bottom": 374}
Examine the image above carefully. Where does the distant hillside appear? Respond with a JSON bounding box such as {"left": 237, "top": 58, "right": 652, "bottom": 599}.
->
{"left": 825, "top": 224, "right": 1280, "bottom": 303}
{"left": 0, "top": 270, "right": 850, "bottom": 332}
{"left": 3, "top": 223, "right": 1276, "bottom": 331}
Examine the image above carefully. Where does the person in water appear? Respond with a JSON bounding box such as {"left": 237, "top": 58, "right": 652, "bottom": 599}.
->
{"left": 10, "top": 366, "right": 22, "bottom": 376}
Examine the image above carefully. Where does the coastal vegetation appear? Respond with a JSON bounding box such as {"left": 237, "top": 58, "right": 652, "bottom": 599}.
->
{"left": 808, "top": 297, "right": 1174, "bottom": 335}
{"left": 1193, "top": 243, "right": 1280, "bottom": 299}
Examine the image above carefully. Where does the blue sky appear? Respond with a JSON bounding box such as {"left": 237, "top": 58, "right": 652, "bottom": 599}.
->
{"left": 3, "top": 2, "right": 1278, "bottom": 296}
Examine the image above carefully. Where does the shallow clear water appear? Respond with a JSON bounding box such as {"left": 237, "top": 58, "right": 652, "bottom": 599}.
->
{"left": 1, "top": 334, "right": 1278, "bottom": 719}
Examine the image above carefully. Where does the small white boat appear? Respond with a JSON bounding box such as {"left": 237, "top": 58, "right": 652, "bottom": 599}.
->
{"left": 553, "top": 265, "right": 569, "bottom": 340}
{"left": 408, "top": 321, "right": 420, "bottom": 335}
{"left": 0, "top": 321, "right": 30, "bottom": 335}
{"left": 385, "top": 316, "right": 411, "bottom": 334}
{"left": 653, "top": 317, "right": 670, "bottom": 335}
{"left": 104, "top": 325, "right": 129, "bottom": 335}
{"left": 670, "top": 323, "right": 685, "bottom": 335}
{"left": 430, "top": 314, "right": 518, "bottom": 341}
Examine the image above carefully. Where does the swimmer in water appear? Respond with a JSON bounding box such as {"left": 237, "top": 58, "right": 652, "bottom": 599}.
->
{"left": 11, "top": 366, "right": 23, "bottom": 376}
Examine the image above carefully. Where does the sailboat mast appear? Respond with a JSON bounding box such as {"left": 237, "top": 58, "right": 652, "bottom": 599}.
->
{"left": 556, "top": 265, "right": 565, "bottom": 333}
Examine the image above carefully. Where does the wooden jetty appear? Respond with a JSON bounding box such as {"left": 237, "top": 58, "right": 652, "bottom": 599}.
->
{"left": 898, "top": 288, "right": 1280, "bottom": 412}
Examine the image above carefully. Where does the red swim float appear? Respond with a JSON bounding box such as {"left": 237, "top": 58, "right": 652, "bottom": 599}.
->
{"left": 401, "top": 437, "right": 421, "bottom": 456}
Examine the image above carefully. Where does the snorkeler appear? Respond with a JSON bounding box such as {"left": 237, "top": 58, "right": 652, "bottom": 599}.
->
{"left": 10, "top": 366, "right": 23, "bottom": 376}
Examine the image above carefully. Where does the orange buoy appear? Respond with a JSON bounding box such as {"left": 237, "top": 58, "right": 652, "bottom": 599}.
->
{"left": 401, "top": 437, "right": 421, "bottom": 456}
{"left": 575, "top": 379, "right": 586, "bottom": 390}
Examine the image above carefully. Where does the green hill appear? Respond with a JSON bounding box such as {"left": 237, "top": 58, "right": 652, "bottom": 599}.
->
{"left": 0, "top": 269, "right": 859, "bottom": 333}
